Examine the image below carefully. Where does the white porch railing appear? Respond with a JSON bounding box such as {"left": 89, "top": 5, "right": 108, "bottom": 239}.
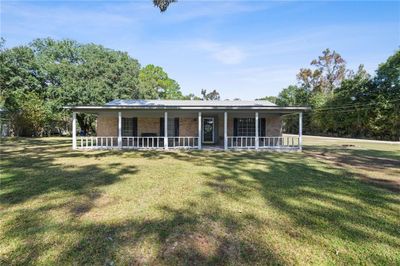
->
{"left": 227, "top": 136, "right": 256, "bottom": 149}
{"left": 78, "top": 136, "right": 118, "bottom": 149}
{"left": 228, "top": 136, "right": 299, "bottom": 149}
{"left": 122, "top": 137, "right": 164, "bottom": 149}
{"left": 76, "top": 136, "right": 199, "bottom": 149}
{"left": 259, "top": 136, "right": 299, "bottom": 149}
{"left": 168, "top": 137, "right": 199, "bottom": 149}
{"left": 77, "top": 136, "right": 299, "bottom": 150}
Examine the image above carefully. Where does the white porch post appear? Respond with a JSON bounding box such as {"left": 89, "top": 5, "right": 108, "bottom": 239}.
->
{"left": 224, "top": 111, "right": 228, "bottom": 150}
{"left": 118, "top": 111, "right": 122, "bottom": 148}
{"left": 164, "top": 111, "right": 168, "bottom": 149}
{"left": 198, "top": 112, "right": 202, "bottom": 149}
{"left": 299, "top": 112, "right": 303, "bottom": 151}
{"left": 72, "top": 112, "right": 77, "bottom": 150}
{"left": 255, "top": 112, "right": 259, "bottom": 150}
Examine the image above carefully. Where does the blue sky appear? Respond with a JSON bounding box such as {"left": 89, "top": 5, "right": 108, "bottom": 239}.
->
{"left": 1, "top": 1, "right": 399, "bottom": 99}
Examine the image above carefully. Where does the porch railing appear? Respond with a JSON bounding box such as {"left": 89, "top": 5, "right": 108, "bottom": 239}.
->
{"left": 77, "top": 136, "right": 299, "bottom": 150}
{"left": 258, "top": 136, "right": 299, "bottom": 148}
{"left": 77, "top": 136, "right": 199, "bottom": 149}
{"left": 227, "top": 136, "right": 256, "bottom": 149}
{"left": 78, "top": 136, "right": 118, "bottom": 149}
{"left": 168, "top": 137, "right": 199, "bottom": 149}
{"left": 122, "top": 137, "right": 164, "bottom": 149}
{"left": 228, "top": 136, "right": 299, "bottom": 149}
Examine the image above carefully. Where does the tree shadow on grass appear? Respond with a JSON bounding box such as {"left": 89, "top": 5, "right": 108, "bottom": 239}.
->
{"left": 49, "top": 203, "right": 285, "bottom": 265}
{"left": 168, "top": 150, "right": 400, "bottom": 264}
{"left": 1, "top": 138, "right": 399, "bottom": 264}
{"left": 1, "top": 138, "right": 138, "bottom": 206}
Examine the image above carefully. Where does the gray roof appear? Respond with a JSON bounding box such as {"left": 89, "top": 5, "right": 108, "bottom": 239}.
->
{"left": 65, "top": 99, "right": 310, "bottom": 112}
{"left": 106, "top": 99, "right": 276, "bottom": 107}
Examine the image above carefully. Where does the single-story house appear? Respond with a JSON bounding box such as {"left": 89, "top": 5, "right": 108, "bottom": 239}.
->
{"left": 65, "top": 100, "right": 310, "bottom": 151}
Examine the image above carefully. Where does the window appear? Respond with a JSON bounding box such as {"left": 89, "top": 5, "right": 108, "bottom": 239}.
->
{"left": 237, "top": 118, "right": 255, "bottom": 136}
{"left": 234, "top": 118, "right": 266, "bottom": 136}
{"left": 122, "top": 118, "right": 133, "bottom": 136}
{"left": 167, "top": 118, "right": 175, "bottom": 137}
{"left": 160, "top": 117, "right": 179, "bottom": 137}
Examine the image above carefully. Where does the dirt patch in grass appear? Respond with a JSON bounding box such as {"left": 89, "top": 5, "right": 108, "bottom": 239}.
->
{"left": 306, "top": 150, "right": 400, "bottom": 192}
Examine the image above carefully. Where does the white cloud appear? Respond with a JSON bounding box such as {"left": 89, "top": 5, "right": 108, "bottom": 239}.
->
{"left": 195, "top": 40, "right": 247, "bottom": 65}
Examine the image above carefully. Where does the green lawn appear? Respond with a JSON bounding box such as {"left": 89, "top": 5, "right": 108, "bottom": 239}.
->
{"left": 1, "top": 137, "right": 399, "bottom": 265}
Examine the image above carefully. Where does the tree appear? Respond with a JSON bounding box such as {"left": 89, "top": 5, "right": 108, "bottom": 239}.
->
{"left": 183, "top": 93, "right": 202, "bottom": 100}
{"left": 319, "top": 65, "right": 371, "bottom": 137}
{"left": 297, "top": 48, "right": 348, "bottom": 94}
{"left": 257, "top": 96, "right": 277, "bottom": 104}
{"left": 201, "top": 89, "right": 220, "bottom": 100}
{"left": 29, "top": 38, "right": 143, "bottom": 134}
{"left": 274, "top": 85, "right": 311, "bottom": 133}
{"left": 1, "top": 38, "right": 185, "bottom": 136}
{"left": 371, "top": 50, "right": 400, "bottom": 140}
{"left": 8, "top": 91, "right": 50, "bottom": 136}
{"left": 138, "top": 64, "right": 183, "bottom": 99}
{"left": 153, "top": 0, "right": 176, "bottom": 12}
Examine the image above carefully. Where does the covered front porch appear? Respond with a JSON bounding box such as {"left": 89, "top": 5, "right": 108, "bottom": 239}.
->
{"left": 71, "top": 110, "right": 303, "bottom": 151}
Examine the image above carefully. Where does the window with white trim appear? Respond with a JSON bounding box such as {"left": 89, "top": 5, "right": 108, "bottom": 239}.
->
{"left": 237, "top": 118, "right": 255, "bottom": 136}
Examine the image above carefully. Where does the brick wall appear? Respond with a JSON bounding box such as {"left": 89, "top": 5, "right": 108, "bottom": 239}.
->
{"left": 97, "top": 116, "right": 117, "bottom": 136}
{"left": 265, "top": 115, "right": 282, "bottom": 136}
{"left": 138, "top": 117, "right": 160, "bottom": 136}
{"left": 179, "top": 118, "right": 197, "bottom": 136}
{"left": 96, "top": 113, "right": 282, "bottom": 137}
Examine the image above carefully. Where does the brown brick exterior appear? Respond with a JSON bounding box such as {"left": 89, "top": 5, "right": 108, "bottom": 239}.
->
{"left": 96, "top": 113, "right": 282, "bottom": 138}
{"left": 97, "top": 116, "right": 117, "bottom": 136}
{"left": 266, "top": 115, "right": 282, "bottom": 136}
{"left": 138, "top": 117, "right": 160, "bottom": 136}
{"left": 179, "top": 118, "right": 197, "bottom": 136}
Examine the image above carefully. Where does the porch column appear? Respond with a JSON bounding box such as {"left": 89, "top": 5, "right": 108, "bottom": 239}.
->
{"left": 72, "top": 112, "right": 77, "bottom": 150}
{"left": 299, "top": 112, "right": 303, "bottom": 151}
{"left": 118, "top": 111, "right": 122, "bottom": 148}
{"left": 255, "top": 112, "right": 259, "bottom": 149}
{"left": 164, "top": 111, "right": 168, "bottom": 149}
{"left": 198, "top": 112, "right": 202, "bottom": 149}
{"left": 224, "top": 112, "right": 228, "bottom": 150}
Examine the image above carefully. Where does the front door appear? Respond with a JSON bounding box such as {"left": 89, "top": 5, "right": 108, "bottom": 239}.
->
{"left": 203, "top": 117, "right": 214, "bottom": 143}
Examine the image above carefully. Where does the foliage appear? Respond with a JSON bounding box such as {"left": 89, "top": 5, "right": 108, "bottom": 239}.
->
{"left": 183, "top": 93, "right": 202, "bottom": 100}
{"left": 297, "top": 48, "right": 348, "bottom": 94}
{"left": 264, "top": 49, "right": 400, "bottom": 140}
{"left": 201, "top": 89, "right": 221, "bottom": 100}
{"left": 138, "top": 64, "right": 183, "bottom": 99}
{"left": 257, "top": 96, "right": 277, "bottom": 104}
{"left": 153, "top": 0, "right": 176, "bottom": 12}
{"left": 0, "top": 38, "right": 187, "bottom": 136}
{"left": 7, "top": 91, "right": 51, "bottom": 136}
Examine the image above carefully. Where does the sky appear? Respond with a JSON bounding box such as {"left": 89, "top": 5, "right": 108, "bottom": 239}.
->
{"left": 1, "top": 0, "right": 399, "bottom": 99}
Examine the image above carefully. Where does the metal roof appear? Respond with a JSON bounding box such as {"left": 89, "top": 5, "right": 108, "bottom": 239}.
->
{"left": 105, "top": 99, "right": 276, "bottom": 107}
{"left": 65, "top": 99, "right": 310, "bottom": 112}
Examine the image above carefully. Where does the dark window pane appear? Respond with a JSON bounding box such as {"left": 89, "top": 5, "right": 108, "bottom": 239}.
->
{"left": 237, "top": 118, "right": 255, "bottom": 136}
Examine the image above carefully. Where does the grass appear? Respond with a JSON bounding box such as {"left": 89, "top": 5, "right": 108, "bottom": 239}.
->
{"left": 0, "top": 136, "right": 399, "bottom": 265}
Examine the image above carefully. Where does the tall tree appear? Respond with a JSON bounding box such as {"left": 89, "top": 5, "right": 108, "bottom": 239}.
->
{"left": 371, "top": 50, "right": 400, "bottom": 140}
{"left": 297, "top": 48, "right": 348, "bottom": 94}
{"left": 1, "top": 38, "right": 186, "bottom": 136}
{"left": 138, "top": 64, "right": 183, "bottom": 99}
{"left": 30, "top": 38, "right": 142, "bottom": 133}
{"left": 201, "top": 89, "right": 220, "bottom": 100}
